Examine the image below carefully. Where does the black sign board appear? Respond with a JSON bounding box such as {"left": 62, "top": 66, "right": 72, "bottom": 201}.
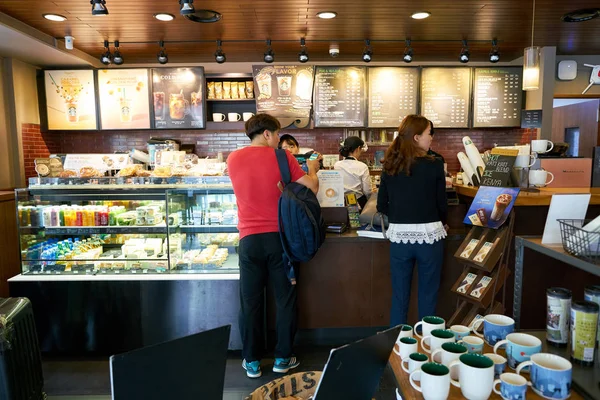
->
{"left": 314, "top": 66, "right": 367, "bottom": 127}
{"left": 521, "top": 109, "right": 543, "bottom": 128}
{"left": 481, "top": 153, "right": 517, "bottom": 187}
{"left": 473, "top": 67, "right": 523, "bottom": 127}
{"left": 367, "top": 67, "right": 419, "bottom": 128}
{"left": 252, "top": 65, "right": 314, "bottom": 119}
{"left": 421, "top": 68, "right": 471, "bottom": 128}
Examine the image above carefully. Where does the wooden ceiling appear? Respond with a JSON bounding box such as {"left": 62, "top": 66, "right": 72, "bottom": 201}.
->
{"left": 0, "top": 0, "right": 599, "bottom": 64}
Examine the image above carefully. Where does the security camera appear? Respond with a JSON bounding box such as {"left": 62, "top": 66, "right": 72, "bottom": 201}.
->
{"left": 65, "top": 36, "right": 74, "bottom": 50}
{"left": 329, "top": 43, "right": 340, "bottom": 58}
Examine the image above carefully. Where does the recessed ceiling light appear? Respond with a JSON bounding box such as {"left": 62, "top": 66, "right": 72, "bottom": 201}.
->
{"left": 43, "top": 14, "right": 67, "bottom": 22}
{"left": 317, "top": 11, "right": 337, "bottom": 19}
{"left": 562, "top": 8, "right": 600, "bottom": 22}
{"left": 154, "top": 13, "right": 175, "bottom": 21}
{"left": 411, "top": 11, "right": 431, "bottom": 19}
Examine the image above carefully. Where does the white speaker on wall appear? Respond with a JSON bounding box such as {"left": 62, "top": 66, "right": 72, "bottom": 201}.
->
{"left": 558, "top": 60, "right": 578, "bottom": 80}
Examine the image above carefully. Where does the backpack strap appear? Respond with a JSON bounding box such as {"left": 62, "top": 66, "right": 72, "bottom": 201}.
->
{"left": 275, "top": 149, "right": 291, "bottom": 185}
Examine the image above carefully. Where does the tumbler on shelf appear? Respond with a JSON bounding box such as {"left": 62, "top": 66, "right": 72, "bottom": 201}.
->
{"left": 571, "top": 300, "right": 599, "bottom": 366}
{"left": 546, "top": 287, "right": 572, "bottom": 348}
{"left": 583, "top": 285, "right": 600, "bottom": 345}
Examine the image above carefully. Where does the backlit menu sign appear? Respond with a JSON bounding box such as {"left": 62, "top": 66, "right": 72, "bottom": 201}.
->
{"left": 253, "top": 65, "right": 314, "bottom": 118}
{"left": 421, "top": 68, "right": 471, "bottom": 128}
{"left": 98, "top": 69, "right": 151, "bottom": 130}
{"left": 44, "top": 70, "right": 97, "bottom": 130}
{"left": 473, "top": 67, "right": 523, "bottom": 127}
{"left": 368, "top": 67, "right": 418, "bottom": 128}
{"left": 314, "top": 66, "right": 367, "bottom": 127}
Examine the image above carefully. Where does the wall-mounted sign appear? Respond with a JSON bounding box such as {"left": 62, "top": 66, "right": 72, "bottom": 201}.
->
{"left": 98, "top": 69, "right": 151, "bottom": 130}
{"left": 44, "top": 70, "right": 97, "bottom": 130}
{"left": 314, "top": 66, "right": 367, "bottom": 127}
{"left": 421, "top": 68, "right": 471, "bottom": 128}
{"left": 521, "top": 109, "right": 543, "bottom": 128}
{"left": 368, "top": 67, "right": 419, "bottom": 128}
{"left": 473, "top": 67, "right": 523, "bottom": 128}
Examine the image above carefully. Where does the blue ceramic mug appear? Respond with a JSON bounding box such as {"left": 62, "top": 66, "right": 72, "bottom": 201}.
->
{"left": 517, "top": 353, "right": 572, "bottom": 400}
{"left": 493, "top": 373, "right": 528, "bottom": 400}
{"left": 472, "top": 314, "right": 515, "bottom": 346}
{"left": 494, "top": 333, "right": 542, "bottom": 370}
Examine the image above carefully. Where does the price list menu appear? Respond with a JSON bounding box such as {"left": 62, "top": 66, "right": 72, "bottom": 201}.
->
{"left": 420, "top": 68, "right": 471, "bottom": 128}
{"left": 473, "top": 67, "right": 523, "bottom": 127}
{"left": 368, "top": 67, "right": 418, "bottom": 128}
{"left": 314, "top": 66, "right": 367, "bottom": 127}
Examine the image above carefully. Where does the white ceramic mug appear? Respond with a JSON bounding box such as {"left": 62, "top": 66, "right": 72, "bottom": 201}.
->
{"left": 529, "top": 169, "right": 554, "bottom": 187}
{"left": 414, "top": 316, "right": 446, "bottom": 339}
{"left": 432, "top": 342, "right": 468, "bottom": 368}
{"left": 401, "top": 352, "right": 428, "bottom": 375}
{"left": 422, "top": 329, "right": 456, "bottom": 354}
{"left": 516, "top": 353, "right": 572, "bottom": 399}
{"left": 531, "top": 139, "right": 554, "bottom": 154}
{"left": 514, "top": 153, "right": 537, "bottom": 168}
{"left": 449, "top": 353, "right": 495, "bottom": 400}
{"left": 393, "top": 337, "right": 418, "bottom": 360}
{"left": 227, "top": 112, "right": 242, "bottom": 122}
{"left": 396, "top": 324, "right": 413, "bottom": 340}
{"left": 471, "top": 314, "right": 515, "bottom": 346}
{"left": 212, "top": 113, "right": 226, "bottom": 122}
{"left": 410, "top": 362, "right": 451, "bottom": 400}
{"left": 458, "top": 335, "right": 485, "bottom": 354}
{"left": 493, "top": 372, "right": 528, "bottom": 400}
{"left": 242, "top": 112, "right": 255, "bottom": 121}
{"left": 450, "top": 325, "right": 472, "bottom": 341}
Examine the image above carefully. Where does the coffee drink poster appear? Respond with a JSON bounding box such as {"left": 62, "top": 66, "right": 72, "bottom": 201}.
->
{"left": 98, "top": 69, "right": 150, "bottom": 130}
{"left": 252, "top": 65, "right": 314, "bottom": 118}
{"left": 151, "top": 67, "right": 205, "bottom": 129}
{"left": 463, "top": 186, "right": 520, "bottom": 229}
{"left": 44, "top": 70, "right": 97, "bottom": 130}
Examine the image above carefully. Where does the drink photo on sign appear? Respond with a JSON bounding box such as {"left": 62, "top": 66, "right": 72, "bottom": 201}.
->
{"left": 463, "top": 186, "right": 520, "bottom": 229}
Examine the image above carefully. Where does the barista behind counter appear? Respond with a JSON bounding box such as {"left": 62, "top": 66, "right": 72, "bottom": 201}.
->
{"left": 335, "top": 136, "right": 372, "bottom": 209}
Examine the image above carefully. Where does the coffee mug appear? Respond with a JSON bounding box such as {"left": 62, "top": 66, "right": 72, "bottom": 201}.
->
{"left": 422, "top": 329, "right": 455, "bottom": 354}
{"left": 401, "top": 352, "right": 428, "bottom": 375}
{"left": 449, "top": 353, "right": 495, "bottom": 400}
{"left": 410, "top": 362, "right": 451, "bottom": 400}
{"left": 432, "top": 342, "right": 468, "bottom": 367}
{"left": 396, "top": 324, "right": 413, "bottom": 340}
{"left": 531, "top": 139, "right": 554, "bottom": 154}
{"left": 494, "top": 372, "right": 529, "bottom": 400}
{"left": 493, "top": 332, "right": 542, "bottom": 370}
{"left": 484, "top": 353, "right": 507, "bottom": 379}
{"left": 242, "top": 112, "right": 255, "bottom": 121}
{"left": 458, "top": 336, "right": 485, "bottom": 354}
{"left": 414, "top": 316, "right": 446, "bottom": 339}
{"left": 393, "top": 337, "right": 418, "bottom": 360}
{"left": 212, "top": 113, "right": 226, "bottom": 122}
{"left": 472, "top": 314, "right": 515, "bottom": 345}
{"left": 228, "top": 112, "right": 241, "bottom": 122}
{"left": 450, "top": 324, "right": 472, "bottom": 341}
{"left": 529, "top": 169, "right": 554, "bottom": 188}
{"left": 516, "top": 353, "right": 572, "bottom": 399}
{"left": 514, "top": 153, "right": 537, "bottom": 168}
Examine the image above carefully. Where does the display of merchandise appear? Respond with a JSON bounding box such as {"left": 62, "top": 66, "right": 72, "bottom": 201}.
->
{"left": 546, "top": 287, "right": 572, "bottom": 347}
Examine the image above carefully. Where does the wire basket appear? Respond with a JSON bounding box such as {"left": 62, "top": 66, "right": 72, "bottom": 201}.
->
{"left": 558, "top": 219, "right": 600, "bottom": 264}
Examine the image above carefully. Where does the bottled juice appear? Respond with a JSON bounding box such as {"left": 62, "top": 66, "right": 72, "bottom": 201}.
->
{"left": 59, "top": 209, "right": 65, "bottom": 226}
{"left": 75, "top": 209, "right": 83, "bottom": 226}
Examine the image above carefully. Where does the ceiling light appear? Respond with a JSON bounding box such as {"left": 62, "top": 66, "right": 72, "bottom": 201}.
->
{"left": 489, "top": 39, "right": 500, "bottom": 63}
{"left": 154, "top": 13, "right": 175, "bottom": 21}
{"left": 112, "top": 40, "right": 124, "bottom": 65}
{"left": 298, "top": 38, "right": 309, "bottom": 63}
{"left": 264, "top": 40, "right": 274, "bottom": 63}
{"left": 317, "top": 11, "right": 337, "bottom": 19}
{"left": 91, "top": 0, "right": 108, "bottom": 16}
{"left": 362, "top": 39, "right": 372, "bottom": 63}
{"left": 562, "top": 8, "right": 600, "bottom": 22}
{"left": 215, "top": 40, "right": 226, "bottom": 64}
{"left": 403, "top": 39, "right": 413, "bottom": 63}
{"left": 100, "top": 40, "right": 112, "bottom": 65}
{"left": 411, "top": 11, "right": 430, "bottom": 19}
{"left": 523, "top": 0, "right": 539, "bottom": 90}
{"left": 43, "top": 14, "right": 67, "bottom": 22}
{"left": 459, "top": 39, "right": 469, "bottom": 63}
{"left": 157, "top": 41, "right": 168, "bottom": 64}
{"left": 179, "top": 0, "right": 195, "bottom": 16}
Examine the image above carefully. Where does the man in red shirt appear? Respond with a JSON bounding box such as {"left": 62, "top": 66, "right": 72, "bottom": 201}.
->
{"left": 228, "top": 114, "right": 319, "bottom": 378}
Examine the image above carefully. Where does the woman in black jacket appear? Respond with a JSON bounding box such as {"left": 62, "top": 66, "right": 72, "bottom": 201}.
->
{"left": 377, "top": 115, "right": 448, "bottom": 326}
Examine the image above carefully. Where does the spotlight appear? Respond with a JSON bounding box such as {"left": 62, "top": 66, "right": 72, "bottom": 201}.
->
{"left": 317, "top": 11, "right": 337, "bottom": 19}
{"left": 43, "top": 14, "right": 67, "bottom": 22}
{"left": 112, "top": 40, "right": 124, "bottom": 65}
{"left": 91, "top": 0, "right": 108, "bottom": 16}
{"left": 403, "top": 39, "right": 413, "bottom": 63}
{"left": 157, "top": 41, "right": 168, "bottom": 64}
{"left": 459, "top": 39, "right": 470, "bottom": 63}
{"left": 154, "top": 13, "right": 175, "bottom": 21}
{"left": 215, "top": 40, "right": 226, "bottom": 64}
{"left": 489, "top": 39, "right": 500, "bottom": 63}
{"left": 100, "top": 40, "right": 112, "bottom": 65}
{"left": 411, "top": 11, "right": 431, "bottom": 19}
{"left": 264, "top": 39, "right": 274, "bottom": 63}
{"left": 179, "top": 0, "right": 195, "bottom": 16}
{"left": 298, "top": 38, "right": 309, "bottom": 63}
{"left": 362, "top": 39, "right": 372, "bottom": 63}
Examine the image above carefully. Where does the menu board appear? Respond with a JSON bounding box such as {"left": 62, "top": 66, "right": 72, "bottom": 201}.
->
{"left": 481, "top": 151, "right": 518, "bottom": 187}
{"left": 473, "top": 67, "right": 523, "bottom": 127}
{"left": 44, "top": 70, "right": 97, "bottom": 130}
{"left": 253, "top": 65, "right": 314, "bottom": 118}
{"left": 421, "top": 68, "right": 471, "bottom": 128}
{"left": 521, "top": 109, "right": 543, "bottom": 128}
{"left": 314, "top": 66, "right": 367, "bottom": 127}
{"left": 151, "top": 67, "right": 205, "bottom": 129}
{"left": 98, "top": 69, "right": 151, "bottom": 130}
{"left": 368, "top": 67, "right": 418, "bottom": 127}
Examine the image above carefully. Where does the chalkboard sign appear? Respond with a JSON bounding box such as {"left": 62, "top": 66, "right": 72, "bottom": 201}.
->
{"left": 521, "top": 109, "right": 543, "bottom": 128}
{"left": 481, "top": 150, "right": 517, "bottom": 187}
{"left": 421, "top": 68, "right": 471, "bottom": 128}
{"left": 314, "top": 66, "right": 367, "bottom": 127}
{"left": 253, "top": 65, "right": 314, "bottom": 119}
{"left": 473, "top": 67, "right": 523, "bottom": 128}
{"left": 368, "top": 67, "right": 419, "bottom": 128}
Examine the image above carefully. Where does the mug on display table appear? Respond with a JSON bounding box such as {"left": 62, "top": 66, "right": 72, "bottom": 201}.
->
{"left": 484, "top": 353, "right": 507, "bottom": 379}
{"left": 414, "top": 316, "right": 446, "bottom": 339}
{"left": 493, "top": 372, "right": 529, "bottom": 400}
{"left": 432, "top": 342, "right": 467, "bottom": 368}
{"left": 514, "top": 153, "right": 537, "bottom": 168}
{"left": 410, "top": 362, "right": 451, "bottom": 400}
{"left": 450, "top": 324, "right": 472, "bottom": 341}
{"left": 529, "top": 169, "right": 555, "bottom": 188}
{"left": 531, "top": 139, "right": 554, "bottom": 154}
{"left": 458, "top": 335, "right": 485, "bottom": 354}
{"left": 396, "top": 324, "right": 413, "bottom": 340}
{"left": 243, "top": 112, "right": 255, "bottom": 121}
{"left": 393, "top": 337, "right": 418, "bottom": 360}
{"left": 471, "top": 314, "right": 515, "bottom": 346}
{"left": 401, "top": 352, "right": 429, "bottom": 375}
{"left": 449, "top": 353, "right": 495, "bottom": 400}
{"left": 212, "top": 113, "right": 226, "bottom": 122}
{"left": 421, "top": 329, "right": 455, "bottom": 354}
{"left": 227, "top": 112, "right": 242, "bottom": 122}
{"left": 493, "top": 332, "right": 542, "bottom": 370}
{"left": 516, "top": 353, "right": 572, "bottom": 400}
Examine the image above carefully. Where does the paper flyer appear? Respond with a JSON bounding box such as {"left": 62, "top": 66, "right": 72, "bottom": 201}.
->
{"left": 463, "top": 186, "right": 520, "bottom": 229}
{"left": 316, "top": 170, "right": 344, "bottom": 207}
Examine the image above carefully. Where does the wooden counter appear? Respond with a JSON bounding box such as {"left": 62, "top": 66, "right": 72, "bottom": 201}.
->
{"left": 454, "top": 184, "right": 600, "bottom": 206}
{"left": 0, "top": 191, "right": 19, "bottom": 297}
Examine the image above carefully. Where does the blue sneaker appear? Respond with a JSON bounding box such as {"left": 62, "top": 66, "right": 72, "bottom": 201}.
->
{"left": 242, "top": 359, "right": 262, "bottom": 378}
{"left": 273, "top": 356, "right": 300, "bottom": 374}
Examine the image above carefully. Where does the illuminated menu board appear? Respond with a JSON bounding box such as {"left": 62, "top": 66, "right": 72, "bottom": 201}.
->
{"left": 98, "top": 69, "right": 151, "bottom": 130}
{"left": 313, "top": 66, "right": 367, "bottom": 127}
{"left": 473, "top": 67, "right": 523, "bottom": 127}
{"left": 421, "top": 67, "right": 471, "bottom": 128}
{"left": 253, "top": 65, "right": 314, "bottom": 119}
{"left": 44, "top": 70, "right": 97, "bottom": 130}
{"left": 368, "top": 67, "right": 418, "bottom": 128}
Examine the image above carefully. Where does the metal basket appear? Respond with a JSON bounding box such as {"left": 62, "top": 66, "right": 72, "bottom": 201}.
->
{"left": 558, "top": 219, "right": 600, "bottom": 264}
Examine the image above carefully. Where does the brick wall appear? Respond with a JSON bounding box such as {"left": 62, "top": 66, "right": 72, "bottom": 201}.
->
{"left": 21, "top": 123, "right": 61, "bottom": 179}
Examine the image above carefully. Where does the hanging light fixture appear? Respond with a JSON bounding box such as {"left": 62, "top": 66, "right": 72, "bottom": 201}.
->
{"left": 489, "top": 39, "right": 500, "bottom": 63}
{"left": 523, "top": 0, "right": 540, "bottom": 91}
{"left": 100, "top": 40, "right": 112, "bottom": 65}
{"left": 179, "top": 0, "right": 195, "bottom": 16}
{"left": 215, "top": 40, "right": 226, "bottom": 64}
{"left": 90, "top": 0, "right": 108, "bottom": 16}
{"left": 459, "top": 40, "right": 470, "bottom": 63}
{"left": 157, "top": 41, "right": 168, "bottom": 64}
{"left": 403, "top": 39, "right": 413, "bottom": 63}
{"left": 112, "top": 40, "right": 124, "bottom": 65}
{"left": 264, "top": 40, "right": 275, "bottom": 63}
{"left": 298, "top": 38, "right": 309, "bottom": 63}
{"left": 362, "top": 39, "right": 372, "bottom": 63}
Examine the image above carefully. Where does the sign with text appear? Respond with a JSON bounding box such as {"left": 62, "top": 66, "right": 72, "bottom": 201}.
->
{"left": 314, "top": 66, "right": 367, "bottom": 127}
{"left": 421, "top": 68, "right": 471, "bottom": 128}
{"left": 464, "top": 186, "right": 520, "bottom": 229}
{"left": 316, "top": 170, "right": 344, "bottom": 207}
{"left": 521, "top": 109, "right": 543, "bottom": 128}
{"left": 98, "top": 69, "right": 151, "bottom": 130}
{"left": 64, "top": 154, "right": 130, "bottom": 172}
{"left": 44, "top": 70, "right": 97, "bottom": 130}
{"left": 253, "top": 65, "right": 314, "bottom": 118}
{"left": 473, "top": 67, "right": 523, "bottom": 128}
{"left": 481, "top": 150, "right": 518, "bottom": 187}
{"left": 367, "top": 67, "right": 418, "bottom": 127}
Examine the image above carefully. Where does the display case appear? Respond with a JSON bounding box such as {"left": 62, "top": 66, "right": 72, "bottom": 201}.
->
{"left": 16, "top": 176, "right": 239, "bottom": 276}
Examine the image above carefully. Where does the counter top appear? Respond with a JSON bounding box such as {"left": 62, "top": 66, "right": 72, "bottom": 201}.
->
{"left": 0, "top": 191, "right": 15, "bottom": 202}
{"left": 454, "top": 185, "right": 600, "bottom": 206}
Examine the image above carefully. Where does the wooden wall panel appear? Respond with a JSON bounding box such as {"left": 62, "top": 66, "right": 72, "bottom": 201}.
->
{"left": 0, "top": 192, "right": 20, "bottom": 298}
{"left": 551, "top": 100, "right": 600, "bottom": 158}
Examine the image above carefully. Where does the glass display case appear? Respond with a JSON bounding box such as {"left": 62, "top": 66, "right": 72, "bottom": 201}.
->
{"left": 16, "top": 177, "right": 239, "bottom": 276}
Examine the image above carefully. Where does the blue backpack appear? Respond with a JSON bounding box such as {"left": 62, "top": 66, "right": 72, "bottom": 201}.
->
{"left": 275, "top": 149, "right": 326, "bottom": 283}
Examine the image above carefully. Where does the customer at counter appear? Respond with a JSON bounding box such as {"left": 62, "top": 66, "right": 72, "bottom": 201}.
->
{"left": 426, "top": 120, "right": 446, "bottom": 163}
{"left": 278, "top": 134, "right": 300, "bottom": 155}
{"left": 227, "top": 114, "right": 320, "bottom": 379}
{"left": 377, "top": 115, "right": 448, "bottom": 326}
{"left": 335, "top": 136, "right": 372, "bottom": 208}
